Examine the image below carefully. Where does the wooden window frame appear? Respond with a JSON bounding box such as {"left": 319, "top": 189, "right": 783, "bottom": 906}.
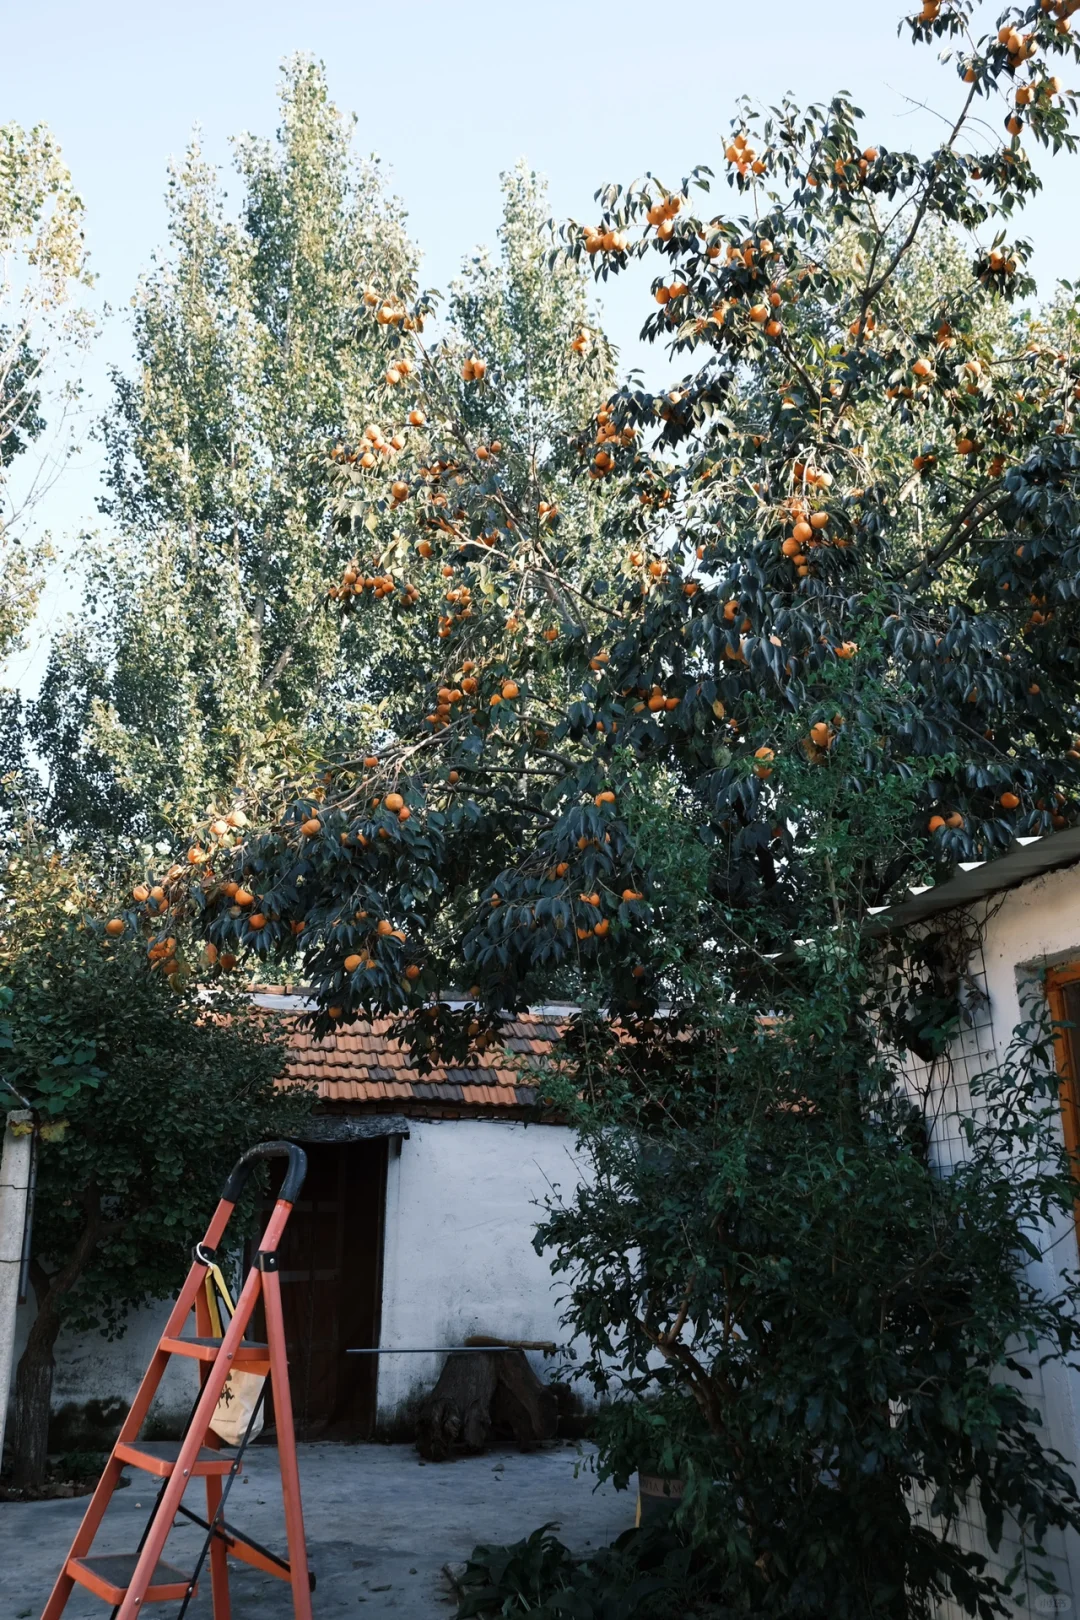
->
{"left": 1046, "top": 962, "right": 1080, "bottom": 1251}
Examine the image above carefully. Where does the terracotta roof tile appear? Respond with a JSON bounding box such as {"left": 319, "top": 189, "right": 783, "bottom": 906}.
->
{"left": 278, "top": 1008, "right": 565, "bottom": 1115}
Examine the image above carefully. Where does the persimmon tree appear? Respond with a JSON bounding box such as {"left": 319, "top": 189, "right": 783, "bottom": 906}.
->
{"left": 136, "top": 0, "right": 1080, "bottom": 1031}
{"left": 122, "top": 3, "right": 1080, "bottom": 1611}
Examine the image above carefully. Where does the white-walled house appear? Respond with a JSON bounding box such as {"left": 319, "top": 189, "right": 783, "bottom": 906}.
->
{"left": 870, "top": 827, "right": 1080, "bottom": 1614}
{"left": 9, "top": 1002, "right": 590, "bottom": 1450}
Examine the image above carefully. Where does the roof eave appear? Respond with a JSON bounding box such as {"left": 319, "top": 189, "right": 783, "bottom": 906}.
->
{"left": 864, "top": 826, "right": 1080, "bottom": 934}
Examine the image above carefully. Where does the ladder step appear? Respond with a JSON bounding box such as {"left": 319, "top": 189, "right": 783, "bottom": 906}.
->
{"left": 115, "top": 1439, "right": 235, "bottom": 1477}
{"left": 67, "top": 1553, "right": 196, "bottom": 1604}
{"left": 161, "top": 1333, "right": 270, "bottom": 1368}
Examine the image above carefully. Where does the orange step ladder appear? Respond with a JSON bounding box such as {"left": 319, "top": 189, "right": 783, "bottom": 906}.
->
{"left": 40, "top": 1140, "right": 314, "bottom": 1620}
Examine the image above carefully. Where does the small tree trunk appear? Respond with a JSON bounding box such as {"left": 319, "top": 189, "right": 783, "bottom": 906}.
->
{"left": 11, "top": 1302, "right": 60, "bottom": 1488}
{"left": 416, "top": 1350, "right": 558, "bottom": 1461}
{"left": 12, "top": 1187, "right": 102, "bottom": 1488}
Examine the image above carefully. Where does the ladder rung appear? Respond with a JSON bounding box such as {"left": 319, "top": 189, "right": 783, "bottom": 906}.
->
{"left": 161, "top": 1333, "right": 270, "bottom": 1368}
{"left": 67, "top": 1553, "right": 196, "bottom": 1604}
{"left": 115, "top": 1439, "right": 235, "bottom": 1478}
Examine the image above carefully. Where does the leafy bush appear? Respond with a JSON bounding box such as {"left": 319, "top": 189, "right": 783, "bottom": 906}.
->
{"left": 533, "top": 982, "right": 1080, "bottom": 1618}
{"left": 455, "top": 1522, "right": 697, "bottom": 1620}
{"left": 0, "top": 839, "right": 313, "bottom": 1487}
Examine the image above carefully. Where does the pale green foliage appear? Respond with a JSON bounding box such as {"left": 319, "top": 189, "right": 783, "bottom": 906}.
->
{"left": 448, "top": 163, "right": 615, "bottom": 480}
{"left": 0, "top": 121, "right": 93, "bottom": 657}
{"left": 35, "top": 150, "right": 618, "bottom": 841}
{"left": 32, "top": 58, "right": 414, "bottom": 839}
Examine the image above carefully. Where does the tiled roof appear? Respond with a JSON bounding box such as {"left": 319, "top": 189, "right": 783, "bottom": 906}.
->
{"left": 275, "top": 1004, "right": 568, "bottom": 1118}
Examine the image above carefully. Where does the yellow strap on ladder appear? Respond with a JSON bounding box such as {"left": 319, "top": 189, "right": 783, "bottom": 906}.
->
{"left": 203, "top": 1262, "right": 237, "bottom": 1339}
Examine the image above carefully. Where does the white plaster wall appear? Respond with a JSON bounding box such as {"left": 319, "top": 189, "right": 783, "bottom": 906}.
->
{"left": 903, "top": 861, "right": 1080, "bottom": 1615}
{"left": 5, "top": 1119, "right": 591, "bottom": 1449}
{"left": 980, "top": 863, "right": 1080, "bottom": 1606}
{"left": 375, "top": 1119, "right": 588, "bottom": 1426}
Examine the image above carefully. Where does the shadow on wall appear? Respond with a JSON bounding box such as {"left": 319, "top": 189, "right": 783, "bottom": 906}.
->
{"left": 47, "top": 1398, "right": 183, "bottom": 1452}
{"left": 374, "top": 1376, "right": 591, "bottom": 1447}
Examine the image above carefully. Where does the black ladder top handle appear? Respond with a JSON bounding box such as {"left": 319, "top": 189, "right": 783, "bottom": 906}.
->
{"left": 221, "top": 1140, "right": 308, "bottom": 1206}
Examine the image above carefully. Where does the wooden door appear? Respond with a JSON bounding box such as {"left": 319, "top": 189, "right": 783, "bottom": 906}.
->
{"left": 261, "top": 1138, "right": 388, "bottom": 1440}
{"left": 1048, "top": 962, "right": 1080, "bottom": 1254}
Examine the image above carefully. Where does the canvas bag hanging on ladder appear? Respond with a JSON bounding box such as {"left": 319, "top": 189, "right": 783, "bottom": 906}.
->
{"left": 204, "top": 1262, "right": 265, "bottom": 1446}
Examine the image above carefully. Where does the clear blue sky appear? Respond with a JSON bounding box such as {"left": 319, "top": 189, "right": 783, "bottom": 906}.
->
{"left": 3, "top": 0, "right": 1078, "bottom": 695}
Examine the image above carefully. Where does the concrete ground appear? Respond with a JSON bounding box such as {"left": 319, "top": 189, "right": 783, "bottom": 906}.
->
{"left": 0, "top": 1441, "right": 635, "bottom": 1618}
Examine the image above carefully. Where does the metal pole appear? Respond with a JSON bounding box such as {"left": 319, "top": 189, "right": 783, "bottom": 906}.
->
{"left": 346, "top": 1346, "right": 519, "bottom": 1354}
{"left": 0, "top": 1110, "right": 34, "bottom": 1466}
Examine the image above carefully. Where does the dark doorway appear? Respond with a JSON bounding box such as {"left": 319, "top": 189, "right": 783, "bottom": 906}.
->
{"left": 259, "top": 1138, "right": 388, "bottom": 1441}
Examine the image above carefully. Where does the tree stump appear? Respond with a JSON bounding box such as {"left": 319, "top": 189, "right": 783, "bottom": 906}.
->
{"left": 415, "top": 1350, "right": 558, "bottom": 1461}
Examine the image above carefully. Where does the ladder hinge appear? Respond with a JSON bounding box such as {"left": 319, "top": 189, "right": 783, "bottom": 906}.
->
{"left": 254, "top": 1250, "right": 279, "bottom": 1272}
